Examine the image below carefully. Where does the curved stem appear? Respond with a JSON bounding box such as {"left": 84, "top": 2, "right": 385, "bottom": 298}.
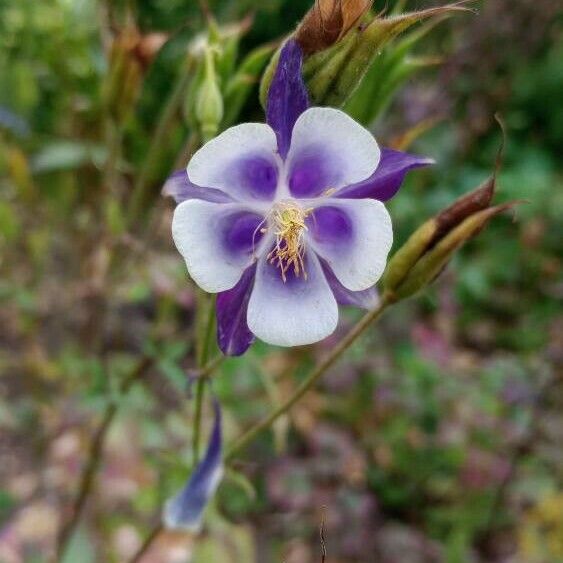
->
{"left": 54, "top": 357, "right": 152, "bottom": 561}
{"left": 225, "top": 294, "right": 392, "bottom": 462}
{"left": 128, "top": 522, "right": 164, "bottom": 563}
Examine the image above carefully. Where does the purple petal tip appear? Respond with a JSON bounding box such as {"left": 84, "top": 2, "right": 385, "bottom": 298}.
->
{"left": 163, "top": 400, "right": 223, "bottom": 532}
{"left": 266, "top": 39, "right": 309, "bottom": 159}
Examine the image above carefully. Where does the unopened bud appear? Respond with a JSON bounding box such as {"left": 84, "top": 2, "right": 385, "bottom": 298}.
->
{"left": 321, "top": 3, "right": 470, "bottom": 106}
{"left": 383, "top": 175, "right": 519, "bottom": 301}
{"left": 195, "top": 48, "right": 224, "bottom": 141}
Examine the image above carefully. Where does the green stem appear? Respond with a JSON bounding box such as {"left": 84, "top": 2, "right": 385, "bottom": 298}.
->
{"left": 225, "top": 294, "right": 393, "bottom": 462}
{"left": 191, "top": 293, "right": 217, "bottom": 463}
{"left": 191, "top": 378, "right": 206, "bottom": 462}
{"left": 127, "top": 55, "right": 195, "bottom": 225}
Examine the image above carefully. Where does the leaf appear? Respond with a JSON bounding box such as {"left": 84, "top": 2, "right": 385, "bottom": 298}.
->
{"left": 223, "top": 43, "right": 276, "bottom": 128}
{"left": 30, "top": 141, "right": 107, "bottom": 173}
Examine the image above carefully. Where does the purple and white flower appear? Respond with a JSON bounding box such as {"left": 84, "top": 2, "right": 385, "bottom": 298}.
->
{"left": 167, "top": 40, "right": 432, "bottom": 355}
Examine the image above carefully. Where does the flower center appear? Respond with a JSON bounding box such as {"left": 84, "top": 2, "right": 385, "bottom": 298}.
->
{"left": 266, "top": 200, "right": 312, "bottom": 282}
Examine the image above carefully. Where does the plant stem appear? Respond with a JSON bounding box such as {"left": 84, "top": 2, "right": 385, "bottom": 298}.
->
{"left": 127, "top": 299, "right": 390, "bottom": 560}
{"left": 128, "top": 522, "right": 164, "bottom": 563}
{"left": 225, "top": 294, "right": 392, "bottom": 462}
{"left": 191, "top": 379, "right": 207, "bottom": 463}
{"left": 127, "top": 55, "right": 195, "bottom": 225}
{"left": 54, "top": 356, "right": 152, "bottom": 561}
{"left": 191, "top": 293, "right": 216, "bottom": 463}
{"left": 197, "top": 354, "right": 225, "bottom": 380}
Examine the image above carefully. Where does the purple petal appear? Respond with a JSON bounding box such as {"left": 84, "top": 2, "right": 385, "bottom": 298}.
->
{"left": 247, "top": 251, "right": 338, "bottom": 347}
{"left": 306, "top": 199, "right": 392, "bottom": 292}
{"left": 226, "top": 154, "right": 278, "bottom": 201}
{"left": 266, "top": 39, "right": 309, "bottom": 159}
{"left": 308, "top": 205, "right": 355, "bottom": 249}
{"left": 163, "top": 400, "right": 223, "bottom": 532}
{"left": 289, "top": 145, "right": 343, "bottom": 198}
{"left": 322, "top": 262, "right": 379, "bottom": 310}
{"left": 163, "top": 170, "right": 234, "bottom": 204}
{"left": 221, "top": 212, "right": 265, "bottom": 257}
{"left": 334, "top": 148, "right": 434, "bottom": 201}
{"left": 216, "top": 265, "right": 256, "bottom": 356}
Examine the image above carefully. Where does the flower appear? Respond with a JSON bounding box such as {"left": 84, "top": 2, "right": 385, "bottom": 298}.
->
{"left": 163, "top": 400, "right": 223, "bottom": 532}
{"left": 167, "top": 39, "right": 432, "bottom": 355}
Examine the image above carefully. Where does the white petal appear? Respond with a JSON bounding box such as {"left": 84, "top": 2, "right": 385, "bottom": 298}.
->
{"left": 286, "top": 107, "right": 380, "bottom": 191}
{"left": 187, "top": 123, "right": 279, "bottom": 202}
{"left": 307, "top": 199, "right": 393, "bottom": 291}
{"left": 247, "top": 251, "right": 338, "bottom": 347}
{"left": 172, "top": 200, "right": 265, "bottom": 293}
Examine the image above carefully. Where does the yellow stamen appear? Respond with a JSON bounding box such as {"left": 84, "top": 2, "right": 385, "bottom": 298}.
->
{"left": 267, "top": 201, "right": 312, "bottom": 282}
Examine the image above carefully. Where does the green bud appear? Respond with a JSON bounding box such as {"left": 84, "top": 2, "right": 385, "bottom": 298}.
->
{"left": 393, "top": 203, "right": 515, "bottom": 300}
{"left": 382, "top": 218, "right": 437, "bottom": 292}
{"left": 383, "top": 175, "right": 518, "bottom": 301}
{"left": 323, "top": 5, "right": 469, "bottom": 106}
{"left": 195, "top": 48, "right": 224, "bottom": 142}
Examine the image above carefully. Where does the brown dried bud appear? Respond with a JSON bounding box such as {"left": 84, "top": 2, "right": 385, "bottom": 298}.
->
{"left": 428, "top": 176, "right": 495, "bottom": 249}
{"left": 295, "top": 0, "right": 373, "bottom": 55}
{"left": 103, "top": 26, "right": 168, "bottom": 121}
{"left": 133, "top": 32, "right": 169, "bottom": 70}
{"left": 383, "top": 173, "right": 519, "bottom": 301}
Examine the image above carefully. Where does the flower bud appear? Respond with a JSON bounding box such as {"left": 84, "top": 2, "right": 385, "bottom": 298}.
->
{"left": 317, "top": 3, "right": 470, "bottom": 106}
{"left": 195, "top": 48, "right": 224, "bottom": 142}
{"left": 261, "top": 2, "right": 469, "bottom": 108}
{"left": 383, "top": 175, "right": 519, "bottom": 301}
{"left": 294, "top": 0, "right": 373, "bottom": 55}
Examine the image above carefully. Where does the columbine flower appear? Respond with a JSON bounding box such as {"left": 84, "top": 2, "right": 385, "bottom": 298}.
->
{"left": 166, "top": 39, "right": 432, "bottom": 355}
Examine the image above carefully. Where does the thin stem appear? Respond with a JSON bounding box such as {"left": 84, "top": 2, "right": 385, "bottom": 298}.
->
{"left": 128, "top": 522, "right": 164, "bottom": 563}
{"left": 197, "top": 354, "right": 225, "bottom": 380}
{"left": 127, "top": 55, "right": 195, "bottom": 225}
{"left": 128, "top": 300, "right": 390, "bottom": 560}
{"left": 54, "top": 357, "right": 152, "bottom": 561}
{"left": 191, "top": 294, "right": 216, "bottom": 462}
{"left": 191, "top": 379, "right": 207, "bottom": 462}
{"left": 225, "top": 295, "right": 392, "bottom": 462}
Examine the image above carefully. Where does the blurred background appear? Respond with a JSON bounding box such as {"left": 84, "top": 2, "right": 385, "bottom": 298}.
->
{"left": 0, "top": 0, "right": 561, "bottom": 562}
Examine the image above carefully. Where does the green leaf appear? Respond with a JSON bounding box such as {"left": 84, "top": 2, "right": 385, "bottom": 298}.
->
{"left": 31, "top": 141, "right": 107, "bottom": 173}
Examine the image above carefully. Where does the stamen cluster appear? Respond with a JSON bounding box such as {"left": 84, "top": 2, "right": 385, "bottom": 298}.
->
{"left": 266, "top": 201, "right": 311, "bottom": 282}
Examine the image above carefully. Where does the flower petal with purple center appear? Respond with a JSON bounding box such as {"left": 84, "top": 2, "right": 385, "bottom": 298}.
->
{"left": 169, "top": 39, "right": 433, "bottom": 355}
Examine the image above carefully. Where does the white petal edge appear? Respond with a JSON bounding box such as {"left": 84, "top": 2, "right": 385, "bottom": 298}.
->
{"left": 172, "top": 200, "right": 259, "bottom": 293}
{"left": 286, "top": 107, "right": 380, "bottom": 189}
{"left": 247, "top": 251, "right": 338, "bottom": 347}
{"left": 187, "top": 122, "right": 278, "bottom": 198}
{"left": 307, "top": 199, "right": 393, "bottom": 292}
